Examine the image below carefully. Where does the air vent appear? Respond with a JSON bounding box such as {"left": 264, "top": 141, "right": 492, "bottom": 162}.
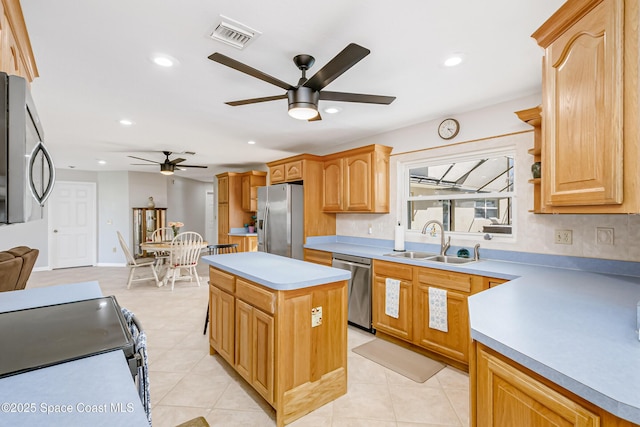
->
{"left": 209, "top": 16, "right": 261, "bottom": 50}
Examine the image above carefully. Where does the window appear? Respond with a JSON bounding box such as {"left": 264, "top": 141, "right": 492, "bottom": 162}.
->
{"left": 404, "top": 151, "right": 515, "bottom": 235}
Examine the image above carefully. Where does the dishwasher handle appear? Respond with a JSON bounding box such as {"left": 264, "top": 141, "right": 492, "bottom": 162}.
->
{"left": 333, "top": 259, "right": 372, "bottom": 269}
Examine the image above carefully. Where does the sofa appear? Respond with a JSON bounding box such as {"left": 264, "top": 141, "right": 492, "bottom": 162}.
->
{"left": 0, "top": 246, "right": 39, "bottom": 292}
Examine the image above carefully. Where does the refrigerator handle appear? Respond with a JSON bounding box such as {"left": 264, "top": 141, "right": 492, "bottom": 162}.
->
{"left": 264, "top": 202, "right": 270, "bottom": 253}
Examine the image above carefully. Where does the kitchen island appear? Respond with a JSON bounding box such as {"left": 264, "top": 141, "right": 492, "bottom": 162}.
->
{"left": 201, "top": 252, "right": 351, "bottom": 427}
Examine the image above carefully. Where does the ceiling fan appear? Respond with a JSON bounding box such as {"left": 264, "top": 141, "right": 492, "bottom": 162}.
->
{"left": 208, "top": 43, "right": 396, "bottom": 121}
{"left": 128, "top": 151, "right": 208, "bottom": 175}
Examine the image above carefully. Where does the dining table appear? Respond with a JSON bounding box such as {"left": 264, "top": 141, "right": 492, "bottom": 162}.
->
{"left": 139, "top": 240, "right": 208, "bottom": 286}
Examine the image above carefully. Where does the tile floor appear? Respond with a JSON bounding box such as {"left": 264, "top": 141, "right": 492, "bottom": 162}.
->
{"left": 27, "top": 261, "right": 470, "bottom": 427}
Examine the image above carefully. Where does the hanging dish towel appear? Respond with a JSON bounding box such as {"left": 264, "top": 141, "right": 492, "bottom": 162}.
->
{"left": 385, "top": 278, "right": 400, "bottom": 318}
{"left": 428, "top": 287, "right": 448, "bottom": 332}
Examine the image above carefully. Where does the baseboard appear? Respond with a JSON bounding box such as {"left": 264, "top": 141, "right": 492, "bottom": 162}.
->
{"left": 33, "top": 266, "right": 52, "bottom": 272}
{"left": 96, "top": 262, "right": 126, "bottom": 267}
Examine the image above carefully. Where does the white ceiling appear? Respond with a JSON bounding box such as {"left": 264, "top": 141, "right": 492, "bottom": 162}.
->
{"left": 20, "top": 0, "right": 564, "bottom": 182}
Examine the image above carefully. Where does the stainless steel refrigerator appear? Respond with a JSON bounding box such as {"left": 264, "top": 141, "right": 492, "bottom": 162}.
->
{"left": 257, "top": 184, "right": 304, "bottom": 259}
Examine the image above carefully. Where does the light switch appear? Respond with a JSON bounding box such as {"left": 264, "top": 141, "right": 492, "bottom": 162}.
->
{"left": 311, "top": 306, "right": 322, "bottom": 327}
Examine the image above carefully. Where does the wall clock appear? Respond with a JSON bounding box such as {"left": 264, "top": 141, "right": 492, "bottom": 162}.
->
{"left": 438, "top": 118, "right": 460, "bottom": 140}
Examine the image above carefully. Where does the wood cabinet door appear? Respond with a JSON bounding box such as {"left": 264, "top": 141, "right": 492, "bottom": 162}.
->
{"left": 241, "top": 175, "right": 251, "bottom": 211}
{"left": 235, "top": 299, "right": 252, "bottom": 382}
{"left": 372, "top": 275, "right": 412, "bottom": 341}
{"left": 217, "top": 203, "right": 229, "bottom": 244}
{"left": 413, "top": 284, "right": 469, "bottom": 364}
{"left": 246, "top": 236, "right": 258, "bottom": 252}
{"left": 218, "top": 289, "right": 236, "bottom": 365}
{"left": 322, "top": 158, "right": 343, "bottom": 211}
{"left": 209, "top": 285, "right": 221, "bottom": 350}
{"left": 252, "top": 307, "right": 274, "bottom": 404}
{"left": 210, "top": 285, "right": 235, "bottom": 365}
{"left": 539, "top": 0, "right": 623, "bottom": 207}
{"left": 285, "top": 160, "right": 303, "bottom": 181}
{"left": 228, "top": 235, "right": 245, "bottom": 252}
{"left": 218, "top": 175, "right": 229, "bottom": 203}
{"left": 345, "top": 152, "right": 372, "bottom": 211}
{"left": 269, "top": 165, "right": 285, "bottom": 183}
{"left": 476, "top": 345, "right": 600, "bottom": 427}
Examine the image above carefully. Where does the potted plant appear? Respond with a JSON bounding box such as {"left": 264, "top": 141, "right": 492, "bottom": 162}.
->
{"left": 248, "top": 216, "right": 256, "bottom": 233}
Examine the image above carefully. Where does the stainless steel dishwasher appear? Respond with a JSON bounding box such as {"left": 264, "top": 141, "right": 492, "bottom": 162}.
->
{"left": 331, "top": 253, "right": 373, "bottom": 333}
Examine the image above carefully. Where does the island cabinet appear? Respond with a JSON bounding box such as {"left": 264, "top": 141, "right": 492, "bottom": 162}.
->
{"left": 322, "top": 144, "right": 392, "bottom": 213}
{"left": 207, "top": 258, "right": 348, "bottom": 427}
{"left": 472, "top": 343, "right": 635, "bottom": 427}
{"left": 0, "top": 0, "right": 38, "bottom": 82}
{"left": 241, "top": 170, "right": 267, "bottom": 212}
{"left": 266, "top": 154, "right": 336, "bottom": 241}
{"left": 531, "top": 0, "right": 640, "bottom": 213}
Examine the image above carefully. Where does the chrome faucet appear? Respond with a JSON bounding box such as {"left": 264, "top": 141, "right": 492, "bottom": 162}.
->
{"left": 473, "top": 243, "right": 481, "bottom": 261}
{"left": 421, "top": 220, "right": 450, "bottom": 256}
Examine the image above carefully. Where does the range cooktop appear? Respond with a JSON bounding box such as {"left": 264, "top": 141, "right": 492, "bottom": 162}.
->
{"left": 0, "top": 296, "right": 135, "bottom": 378}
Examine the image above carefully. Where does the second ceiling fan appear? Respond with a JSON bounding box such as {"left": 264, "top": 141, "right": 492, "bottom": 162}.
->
{"left": 208, "top": 43, "right": 396, "bottom": 121}
{"left": 129, "top": 151, "right": 208, "bottom": 175}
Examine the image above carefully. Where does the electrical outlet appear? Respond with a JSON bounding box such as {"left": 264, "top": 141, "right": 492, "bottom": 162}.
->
{"left": 554, "top": 229, "right": 573, "bottom": 245}
{"left": 596, "top": 227, "right": 614, "bottom": 245}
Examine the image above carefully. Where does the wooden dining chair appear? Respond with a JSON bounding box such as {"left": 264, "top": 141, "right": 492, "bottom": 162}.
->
{"left": 166, "top": 231, "right": 203, "bottom": 291}
{"left": 150, "top": 227, "right": 173, "bottom": 269}
{"left": 117, "top": 231, "right": 160, "bottom": 288}
{"left": 203, "top": 243, "right": 238, "bottom": 334}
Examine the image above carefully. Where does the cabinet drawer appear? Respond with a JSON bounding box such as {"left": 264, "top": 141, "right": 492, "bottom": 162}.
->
{"left": 303, "top": 248, "right": 332, "bottom": 266}
{"left": 373, "top": 260, "right": 413, "bottom": 281}
{"left": 210, "top": 267, "right": 235, "bottom": 293}
{"left": 285, "top": 160, "right": 303, "bottom": 181}
{"left": 415, "top": 267, "right": 471, "bottom": 293}
{"left": 236, "top": 278, "right": 276, "bottom": 315}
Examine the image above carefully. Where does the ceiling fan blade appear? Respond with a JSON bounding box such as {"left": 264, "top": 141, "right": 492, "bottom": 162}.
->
{"left": 131, "top": 163, "right": 157, "bottom": 166}
{"left": 169, "top": 158, "right": 187, "bottom": 165}
{"left": 178, "top": 164, "right": 208, "bottom": 169}
{"left": 128, "top": 155, "right": 160, "bottom": 164}
{"left": 303, "top": 43, "right": 370, "bottom": 91}
{"left": 320, "top": 91, "right": 396, "bottom": 105}
{"left": 309, "top": 112, "right": 322, "bottom": 122}
{"left": 226, "top": 94, "right": 287, "bottom": 106}
{"left": 209, "top": 53, "right": 294, "bottom": 91}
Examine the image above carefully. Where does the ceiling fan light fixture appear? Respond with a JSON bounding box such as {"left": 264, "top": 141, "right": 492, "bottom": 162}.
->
{"left": 288, "top": 105, "right": 318, "bottom": 120}
{"left": 287, "top": 87, "right": 319, "bottom": 120}
{"left": 160, "top": 163, "right": 175, "bottom": 175}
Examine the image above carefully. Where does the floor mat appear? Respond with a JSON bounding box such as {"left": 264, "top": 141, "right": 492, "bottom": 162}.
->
{"left": 352, "top": 338, "right": 445, "bottom": 383}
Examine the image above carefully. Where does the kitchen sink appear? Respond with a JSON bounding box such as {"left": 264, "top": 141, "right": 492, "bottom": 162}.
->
{"left": 384, "top": 251, "right": 437, "bottom": 259}
{"left": 425, "top": 255, "right": 476, "bottom": 264}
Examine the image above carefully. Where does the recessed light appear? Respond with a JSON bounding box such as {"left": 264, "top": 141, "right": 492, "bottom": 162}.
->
{"left": 444, "top": 55, "right": 463, "bottom": 67}
{"left": 247, "top": 140, "right": 256, "bottom": 145}
{"left": 98, "top": 160, "right": 106, "bottom": 165}
{"left": 119, "top": 119, "right": 134, "bottom": 126}
{"left": 324, "top": 106, "right": 341, "bottom": 114}
{"left": 151, "top": 54, "right": 178, "bottom": 67}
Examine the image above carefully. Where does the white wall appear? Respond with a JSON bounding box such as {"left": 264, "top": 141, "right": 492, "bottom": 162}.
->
{"left": 334, "top": 95, "right": 640, "bottom": 262}
{"left": 0, "top": 168, "right": 211, "bottom": 269}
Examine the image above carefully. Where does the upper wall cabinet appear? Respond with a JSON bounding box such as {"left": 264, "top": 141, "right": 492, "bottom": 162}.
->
{"left": 532, "top": 0, "right": 640, "bottom": 213}
{"left": 0, "top": 0, "right": 38, "bottom": 82}
{"left": 322, "top": 144, "right": 392, "bottom": 213}
{"left": 241, "top": 171, "right": 266, "bottom": 212}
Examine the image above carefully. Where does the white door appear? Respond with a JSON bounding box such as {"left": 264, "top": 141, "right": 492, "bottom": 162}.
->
{"left": 205, "top": 190, "right": 216, "bottom": 244}
{"left": 49, "top": 181, "right": 96, "bottom": 269}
